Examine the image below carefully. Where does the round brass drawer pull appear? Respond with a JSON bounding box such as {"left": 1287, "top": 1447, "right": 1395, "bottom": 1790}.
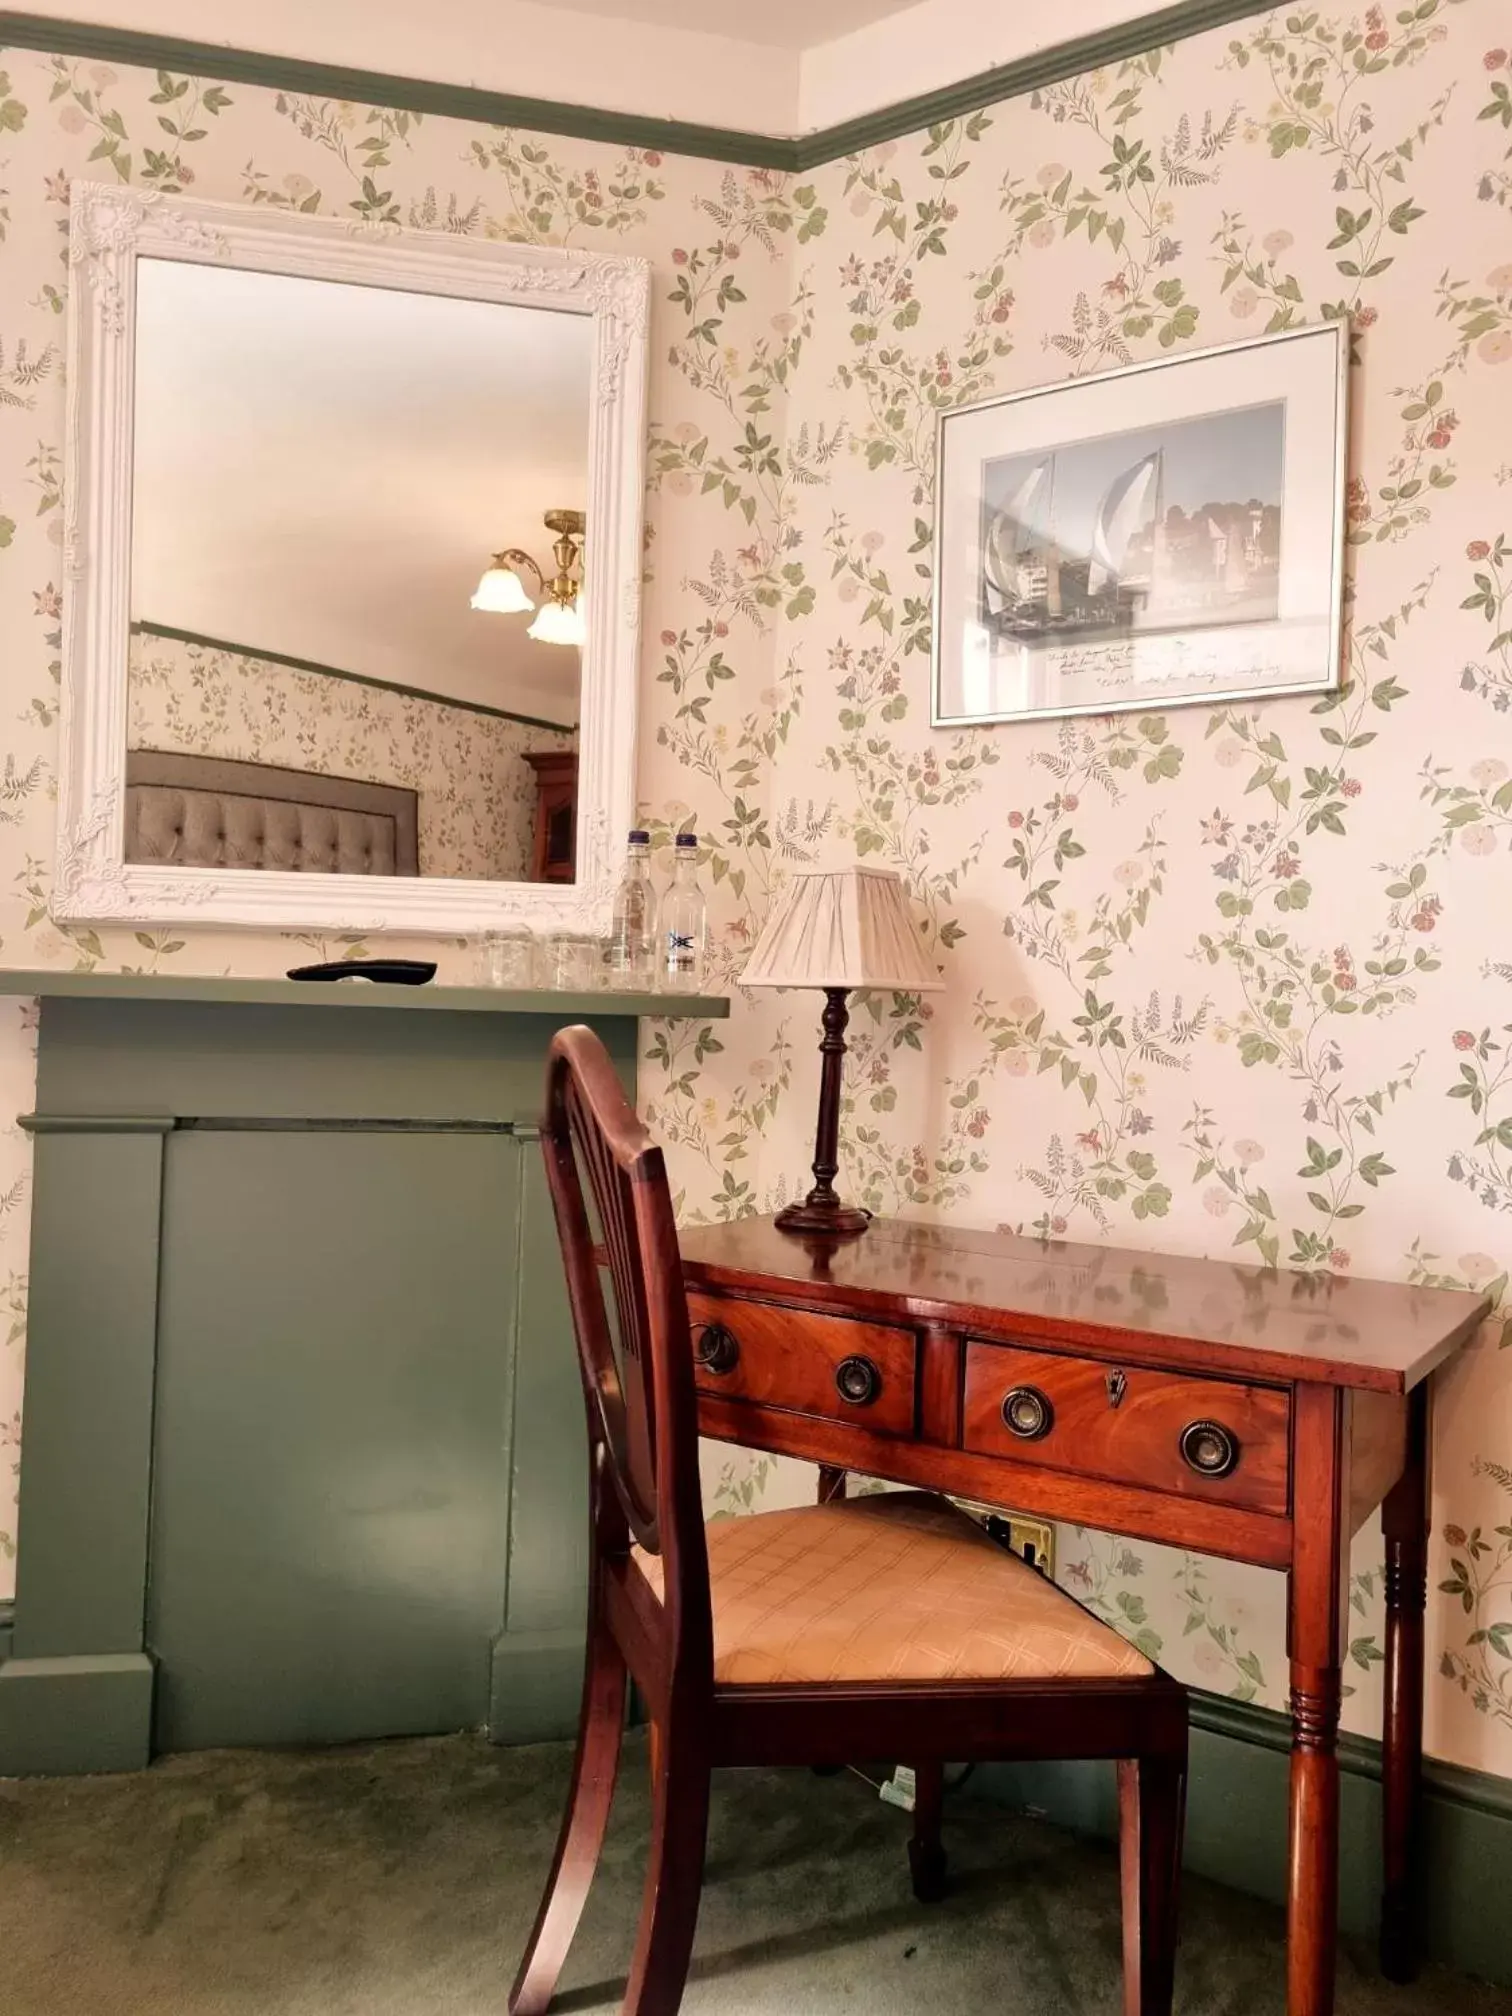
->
{"left": 1001, "top": 1385, "right": 1054, "bottom": 1441}
{"left": 835, "top": 1355, "right": 882, "bottom": 1407}
{"left": 1180, "top": 1419, "right": 1239, "bottom": 1479}
{"left": 692, "top": 1322, "right": 740, "bottom": 1376}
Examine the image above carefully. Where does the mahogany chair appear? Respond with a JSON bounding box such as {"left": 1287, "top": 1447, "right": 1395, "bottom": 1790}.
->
{"left": 512, "top": 1025, "right": 1189, "bottom": 2016}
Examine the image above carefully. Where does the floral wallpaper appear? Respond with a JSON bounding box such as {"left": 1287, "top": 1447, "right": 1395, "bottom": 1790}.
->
{"left": 127, "top": 630, "right": 574, "bottom": 882}
{"left": 646, "top": 0, "right": 1512, "bottom": 1775}
{"left": 0, "top": 4, "right": 1510, "bottom": 1782}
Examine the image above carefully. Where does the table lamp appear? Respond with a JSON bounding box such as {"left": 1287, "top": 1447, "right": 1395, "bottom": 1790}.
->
{"left": 742, "top": 862, "right": 943, "bottom": 1238}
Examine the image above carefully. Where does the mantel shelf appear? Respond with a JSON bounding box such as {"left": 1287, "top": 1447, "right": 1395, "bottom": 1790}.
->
{"left": 0, "top": 969, "right": 729, "bottom": 1020}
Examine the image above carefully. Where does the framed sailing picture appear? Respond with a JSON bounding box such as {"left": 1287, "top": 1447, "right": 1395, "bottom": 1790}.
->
{"left": 931, "top": 322, "right": 1348, "bottom": 728}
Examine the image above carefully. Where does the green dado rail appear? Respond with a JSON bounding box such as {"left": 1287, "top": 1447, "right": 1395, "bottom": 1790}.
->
{"left": 0, "top": 970, "right": 728, "bottom": 1774}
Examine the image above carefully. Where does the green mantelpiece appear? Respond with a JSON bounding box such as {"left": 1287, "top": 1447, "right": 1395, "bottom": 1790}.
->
{"left": 0, "top": 971, "right": 728, "bottom": 1775}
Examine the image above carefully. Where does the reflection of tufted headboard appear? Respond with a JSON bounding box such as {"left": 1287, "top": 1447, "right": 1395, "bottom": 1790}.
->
{"left": 125, "top": 750, "right": 420, "bottom": 876}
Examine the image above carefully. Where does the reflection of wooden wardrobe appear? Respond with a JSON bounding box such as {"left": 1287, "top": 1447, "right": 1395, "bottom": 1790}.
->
{"left": 524, "top": 751, "right": 577, "bottom": 883}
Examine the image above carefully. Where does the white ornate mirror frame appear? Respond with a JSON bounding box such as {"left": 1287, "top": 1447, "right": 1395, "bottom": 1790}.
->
{"left": 56, "top": 182, "right": 648, "bottom": 936}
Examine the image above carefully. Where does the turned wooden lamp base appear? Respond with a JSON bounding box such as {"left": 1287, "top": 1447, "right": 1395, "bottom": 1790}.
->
{"left": 777, "top": 986, "right": 872, "bottom": 1242}
{"left": 775, "top": 1197, "right": 871, "bottom": 1238}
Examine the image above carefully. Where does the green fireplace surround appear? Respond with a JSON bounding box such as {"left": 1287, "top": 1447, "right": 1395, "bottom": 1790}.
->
{"left": 0, "top": 970, "right": 728, "bottom": 1777}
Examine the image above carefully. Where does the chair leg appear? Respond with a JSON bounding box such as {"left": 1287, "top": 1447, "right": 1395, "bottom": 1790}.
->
{"left": 1117, "top": 1754, "right": 1186, "bottom": 2016}
{"left": 510, "top": 1620, "right": 628, "bottom": 2016}
{"left": 621, "top": 1719, "right": 712, "bottom": 2016}
{"left": 908, "top": 1761, "right": 949, "bottom": 1902}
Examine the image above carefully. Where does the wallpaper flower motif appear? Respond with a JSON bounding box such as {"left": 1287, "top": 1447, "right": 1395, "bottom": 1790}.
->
{"left": 0, "top": 2, "right": 1509, "bottom": 1785}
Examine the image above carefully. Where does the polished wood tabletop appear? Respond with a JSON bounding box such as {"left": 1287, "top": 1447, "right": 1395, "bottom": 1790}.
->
{"left": 678, "top": 1213, "right": 1488, "bottom": 1394}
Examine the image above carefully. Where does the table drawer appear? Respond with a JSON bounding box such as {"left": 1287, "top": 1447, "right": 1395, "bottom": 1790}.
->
{"left": 962, "top": 1342, "right": 1291, "bottom": 1515}
{"left": 687, "top": 1292, "right": 917, "bottom": 1437}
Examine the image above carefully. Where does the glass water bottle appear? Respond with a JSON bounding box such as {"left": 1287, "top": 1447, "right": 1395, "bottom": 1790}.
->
{"left": 605, "top": 829, "right": 657, "bottom": 988}
{"left": 658, "top": 833, "right": 707, "bottom": 992}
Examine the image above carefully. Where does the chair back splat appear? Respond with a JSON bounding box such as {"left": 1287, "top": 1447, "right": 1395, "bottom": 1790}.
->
{"left": 541, "top": 1025, "right": 711, "bottom": 1686}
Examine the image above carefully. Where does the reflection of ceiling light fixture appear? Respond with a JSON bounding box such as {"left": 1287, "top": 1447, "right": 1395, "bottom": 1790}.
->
{"left": 524, "top": 595, "right": 584, "bottom": 647}
{"left": 470, "top": 562, "right": 534, "bottom": 615}
{"left": 470, "top": 508, "right": 586, "bottom": 647}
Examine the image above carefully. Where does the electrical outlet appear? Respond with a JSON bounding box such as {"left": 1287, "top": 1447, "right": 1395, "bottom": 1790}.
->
{"left": 879, "top": 1765, "right": 916, "bottom": 1813}
{"left": 950, "top": 1499, "right": 1056, "bottom": 1580}
{"left": 876, "top": 1516, "right": 1054, "bottom": 1827}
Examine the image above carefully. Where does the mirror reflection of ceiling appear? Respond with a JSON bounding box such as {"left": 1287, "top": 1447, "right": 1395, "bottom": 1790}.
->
{"left": 131, "top": 259, "right": 591, "bottom": 726}
{"left": 530, "top": 0, "right": 914, "bottom": 38}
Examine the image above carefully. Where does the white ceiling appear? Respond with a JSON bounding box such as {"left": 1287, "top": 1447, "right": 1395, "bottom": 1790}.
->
{"left": 131, "top": 258, "right": 590, "bottom": 724}
{"left": 524, "top": 0, "right": 918, "bottom": 48}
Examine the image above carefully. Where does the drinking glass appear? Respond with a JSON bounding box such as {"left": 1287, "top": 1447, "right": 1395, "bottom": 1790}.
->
{"left": 475, "top": 929, "right": 533, "bottom": 988}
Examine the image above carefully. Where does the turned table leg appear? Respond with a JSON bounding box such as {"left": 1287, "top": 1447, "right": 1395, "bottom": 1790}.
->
{"left": 1287, "top": 1666, "right": 1343, "bottom": 2016}
{"left": 1380, "top": 1385, "right": 1430, "bottom": 1983}
{"left": 810, "top": 1466, "right": 849, "bottom": 1779}
{"left": 1287, "top": 1386, "right": 1349, "bottom": 2016}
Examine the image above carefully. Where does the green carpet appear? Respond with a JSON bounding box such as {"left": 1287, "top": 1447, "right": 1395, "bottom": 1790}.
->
{"left": 2, "top": 1731, "right": 1508, "bottom": 2015}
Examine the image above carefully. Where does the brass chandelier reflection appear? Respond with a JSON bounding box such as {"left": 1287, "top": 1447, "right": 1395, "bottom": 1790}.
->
{"left": 471, "top": 508, "right": 586, "bottom": 648}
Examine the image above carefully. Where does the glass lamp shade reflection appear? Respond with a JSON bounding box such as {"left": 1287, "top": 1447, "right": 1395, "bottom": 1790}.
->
{"left": 470, "top": 564, "right": 535, "bottom": 614}
{"left": 527, "top": 596, "right": 586, "bottom": 647}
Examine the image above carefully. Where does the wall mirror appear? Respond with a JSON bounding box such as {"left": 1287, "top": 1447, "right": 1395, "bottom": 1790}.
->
{"left": 56, "top": 183, "right": 649, "bottom": 935}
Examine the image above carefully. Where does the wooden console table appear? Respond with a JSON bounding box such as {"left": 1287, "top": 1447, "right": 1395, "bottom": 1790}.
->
{"left": 678, "top": 1213, "right": 1489, "bottom": 2016}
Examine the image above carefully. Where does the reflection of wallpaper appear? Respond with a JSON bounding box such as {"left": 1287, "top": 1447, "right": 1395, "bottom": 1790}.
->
{"left": 2, "top": 14, "right": 1512, "bottom": 1787}
{"left": 127, "top": 632, "right": 575, "bottom": 882}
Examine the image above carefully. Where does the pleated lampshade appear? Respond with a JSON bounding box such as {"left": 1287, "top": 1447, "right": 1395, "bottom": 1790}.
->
{"left": 742, "top": 863, "right": 943, "bottom": 993}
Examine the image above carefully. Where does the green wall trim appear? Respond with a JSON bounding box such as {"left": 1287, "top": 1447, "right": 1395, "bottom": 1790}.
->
{"left": 1187, "top": 1689, "right": 1512, "bottom": 1821}
{"left": 174, "top": 1115, "right": 517, "bottom": 1133}
{"left": 981, "top": 1689, "right": 1512, "bottom": 1989}
{"left": 1, "top": 3, "right": 1278, "bottom": 170}
{"left": 0, "top": 1653, "right": 154, "bottom": 1774}
{"left": 132, "top": 621, "right": 577, "bottom": 734}
{"left": 29, "top": 1114, "right": 527, "bottom": 1134}
{"left": 20, "top": 1112, "right": 177, "bottom": 1135}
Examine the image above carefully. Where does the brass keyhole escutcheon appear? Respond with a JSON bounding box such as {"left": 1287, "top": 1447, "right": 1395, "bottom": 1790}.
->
{"left": 1105, "top": 1369, "right": 1128, "bottom": 1410}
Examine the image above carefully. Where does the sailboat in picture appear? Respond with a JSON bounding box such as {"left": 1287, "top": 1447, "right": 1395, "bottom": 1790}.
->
{"left": 983, "top": 445, "right": 1161, "bottom": 644}
{"left": 1088, "top": 450, "right": 1162, "bottom": 597}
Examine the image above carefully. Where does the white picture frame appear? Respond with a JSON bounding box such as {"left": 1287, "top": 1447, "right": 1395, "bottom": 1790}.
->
{"left": 55, "top": 181, "right": 650, "bottom": 936}
{"left": 932, "top": 322, "right": 1349, "bottom": 729}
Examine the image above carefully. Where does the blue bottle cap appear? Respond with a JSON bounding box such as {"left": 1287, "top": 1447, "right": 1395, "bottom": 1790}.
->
{"left": 627, "top": 829, "right": 650, "bottom": 845}
{"left": 674, "top": 832, "right": 698, "bottom": 847}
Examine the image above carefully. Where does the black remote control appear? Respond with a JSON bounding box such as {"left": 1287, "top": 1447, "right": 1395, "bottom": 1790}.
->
{"left": 286, "top": 959, "right": 438, "bottom": 985}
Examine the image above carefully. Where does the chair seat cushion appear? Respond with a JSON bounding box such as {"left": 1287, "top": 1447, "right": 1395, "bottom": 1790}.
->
{"left": 633, "top": 1491, "right": 1152, "bottom": 1687}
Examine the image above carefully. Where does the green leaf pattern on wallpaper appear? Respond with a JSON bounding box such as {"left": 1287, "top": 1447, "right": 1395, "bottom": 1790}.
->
{"left": 0, "top": 7, "right": 1510, "bottom": 1774}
